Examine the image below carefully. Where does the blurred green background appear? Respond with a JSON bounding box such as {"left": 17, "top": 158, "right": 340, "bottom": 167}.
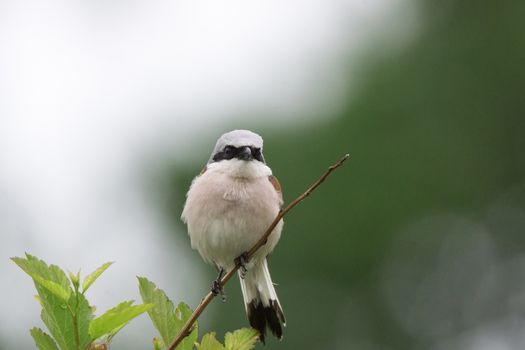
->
{"left": 158, "top": 1, "right": 525, "bottom": 349}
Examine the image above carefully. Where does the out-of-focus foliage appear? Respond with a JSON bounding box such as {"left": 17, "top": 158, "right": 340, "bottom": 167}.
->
{"left": 163, "top": 0, "right": 525, "bottom": 349}
{"left": 12, "top": 254, "right": 153, "bottom": 350}
{"left": 12, "top": 256, "right": 260, "bottom": 350}
{"left": 138, "top": 277, "right": 259, "bottom": 350}
{"left": 138, "top": 277, "right": 198, "bottom": 350}
{"left": 194, "top": 330, "right": 259, "bottom": 350}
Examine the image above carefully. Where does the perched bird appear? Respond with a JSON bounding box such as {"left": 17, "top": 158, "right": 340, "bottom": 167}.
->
{"left": 181, "top": 129, "right": 285, "bottom": 342}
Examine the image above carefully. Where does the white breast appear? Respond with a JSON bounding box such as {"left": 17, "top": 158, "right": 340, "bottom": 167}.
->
{"left": 181, "top": 159, "right": 283, "bottom": 270}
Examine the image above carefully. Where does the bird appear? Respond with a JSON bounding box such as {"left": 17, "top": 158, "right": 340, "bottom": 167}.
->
{"left": 181, "top": 129, "right": 286, "bottom": 343}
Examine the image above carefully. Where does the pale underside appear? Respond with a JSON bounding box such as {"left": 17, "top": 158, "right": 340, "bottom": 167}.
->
{"left": 181, "top": 158, "right": 283, "bottom": 271}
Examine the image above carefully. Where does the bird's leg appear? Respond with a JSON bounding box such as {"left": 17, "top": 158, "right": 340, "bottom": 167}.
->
{"left": 211, "top": 267, "right": 227, "bottom": 302}
{"left": 234, "top": 252, "right": 249, "bottom": 279}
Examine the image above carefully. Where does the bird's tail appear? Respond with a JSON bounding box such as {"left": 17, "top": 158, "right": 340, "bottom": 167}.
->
{"left": 239, "top": 258, "right": 286, "bottom": 343}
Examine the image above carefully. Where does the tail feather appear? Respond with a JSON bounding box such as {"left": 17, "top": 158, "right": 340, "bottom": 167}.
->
{"left": 239, "top": 259, "right": 285, "bottom": 343}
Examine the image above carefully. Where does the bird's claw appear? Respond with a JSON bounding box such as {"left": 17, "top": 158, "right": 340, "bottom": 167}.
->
{"left": 211, "top": 279, "right": 227, "bottom": 302}
{"left": 211, "top": 268, "right": 227, "bottom": 302}
{"left": 234, "top": 252, "right": 249, "bottom": 279}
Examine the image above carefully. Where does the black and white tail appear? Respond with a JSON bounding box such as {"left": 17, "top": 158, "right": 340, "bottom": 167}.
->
{"left": 239, "top": 258, "right": 286, "bottom": 343}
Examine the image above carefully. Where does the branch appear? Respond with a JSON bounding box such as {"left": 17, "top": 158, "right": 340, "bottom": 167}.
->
{"left": 168, "top": 153, "right": 350, "bottom": 350}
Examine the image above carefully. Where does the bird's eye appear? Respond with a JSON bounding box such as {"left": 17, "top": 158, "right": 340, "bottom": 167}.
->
{"left": 223, "top": 146, "right": 235, "bottom": 159}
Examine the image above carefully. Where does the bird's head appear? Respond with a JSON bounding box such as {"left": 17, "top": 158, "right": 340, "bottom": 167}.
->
{"left": 209, "top": 130, "right": 265, "bottom": 164}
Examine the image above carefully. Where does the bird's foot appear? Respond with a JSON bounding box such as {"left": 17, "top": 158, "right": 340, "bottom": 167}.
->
{"left": 234, "top": 252, "right": 249, "bottom": 279}
{"left": 211, "top": 268, "right": 227, "bottom": 302}
{"left": 211, "top": 280, "right": 226, "bottom": 302}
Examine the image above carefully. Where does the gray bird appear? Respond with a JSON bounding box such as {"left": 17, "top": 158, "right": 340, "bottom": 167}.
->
{"left": 181, "top": 130, "right": 285, "bottom": 342}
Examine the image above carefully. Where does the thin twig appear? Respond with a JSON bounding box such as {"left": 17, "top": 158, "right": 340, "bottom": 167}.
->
{"left": 168, "top": 154, "right": 350, "bottom": 350}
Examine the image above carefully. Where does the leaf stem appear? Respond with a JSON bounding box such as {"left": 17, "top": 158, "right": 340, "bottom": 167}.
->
{"left": 65, "top": 301, "right": 81, "bottom": 350}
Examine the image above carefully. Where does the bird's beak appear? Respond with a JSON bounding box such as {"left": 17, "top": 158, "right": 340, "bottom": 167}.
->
{"left": 238, "top": 146, "right": 253, "bottom": 161}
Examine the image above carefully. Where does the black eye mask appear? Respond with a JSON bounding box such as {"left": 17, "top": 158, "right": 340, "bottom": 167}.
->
{"left": 212, "top": 145, "right": 265, "bottom": 163}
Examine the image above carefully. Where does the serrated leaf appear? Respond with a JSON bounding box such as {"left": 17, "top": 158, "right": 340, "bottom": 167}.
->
{"left": 82, "top": 262, "right": 113, "bottom": 293}
{"left": 33, "top": 275, "right": 71, "bottom": 301}
{"left": 196, "top": 333, "right": 225, "bottom": 350}
{"left": 12, "top": 254, "right": 89, "bottom": 350}
{"left": 174, "top": 302, "right": 197, "bottom": 350}
{"left": 40, "top": 306, "right": 70, "bottom": 350}
{"left": 89, "top": 300, "right": 154, "bottom": 340}
{"left": 12, "top": 255, "right": 72, "bottom": 301}
{"left": 138, "top": 277, "right": 176, "bottom": 345}
{"left": 73, "top": 292, "right": 95, "bottom": 348}
{"left": 30, "top": 327, "right": 59, "bottom": 350}
{"left": 224, "top": 328, "right": 259, "bottom": 350}
{"left": 138, "top": 277, "right": 198, "bottom": 349}
{"left": 39, "top": 291, "right": 93, "bottom": 350}
{"left": 26, "top": 254, "right": 72, "bottom": 290}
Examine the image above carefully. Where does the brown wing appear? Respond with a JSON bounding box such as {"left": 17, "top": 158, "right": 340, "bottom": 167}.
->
{"left": 268, "top": 175, "right": 283, "bottom": 204}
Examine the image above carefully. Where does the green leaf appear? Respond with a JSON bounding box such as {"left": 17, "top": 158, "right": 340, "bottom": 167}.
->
{"left": 72, "top": 292, "right": 95, "bottom": 348}
{"left": 104, "top": 322, "right": 127, "bottom": 343}
{"left": 82, "top": 262, "right": 113, "bottom": 293}
{"left": 138, "top": 277, "right": 176, "bottom": 345}
{"left": 30, "top": 328, "right": 59, "bottom": 350}
{"left": 89, "top": 300, "right": 154, "bottom": 340}
{"left": 38, "top": 294, "right": 73, "bottom": 350}
{"left": 39, "top": 292, "right": 93, "bottom": 350}
{"left": 12, "top": 254, "right": 88, "bottom": 350}
{"left": 68, "top": 270, "right": 80, "bottom": 291}
{"left": 23, "top": 254, "right": 71, "bottom": 290}
{"left": 138, "top": 277, "right": 198, "bottom": 349}
{"left": 196, "top": 333, "right": 225, "bottom": 350}
{"left": 224, "top": 328, "right": 259, "bottom": 350}
{"left": 174, "top": 302, "right": 197, "bottom": 350}
{"left": 12, "top": 255, "right": 72, "bottom": 301}
{"left": 39, "top": 306, "right": 71, "bottom": 350}
{"left": 33, "top": 276, "right": 71, "bottom": 301}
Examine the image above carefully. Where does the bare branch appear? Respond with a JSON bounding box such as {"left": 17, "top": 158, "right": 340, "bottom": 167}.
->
{"left": 168, "top": 154, "right": 350, "bottom": 350}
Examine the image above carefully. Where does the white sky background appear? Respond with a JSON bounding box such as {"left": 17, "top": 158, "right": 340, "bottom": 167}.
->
{"left": 0, "top": 0, "right": 418, "bottom": 348}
